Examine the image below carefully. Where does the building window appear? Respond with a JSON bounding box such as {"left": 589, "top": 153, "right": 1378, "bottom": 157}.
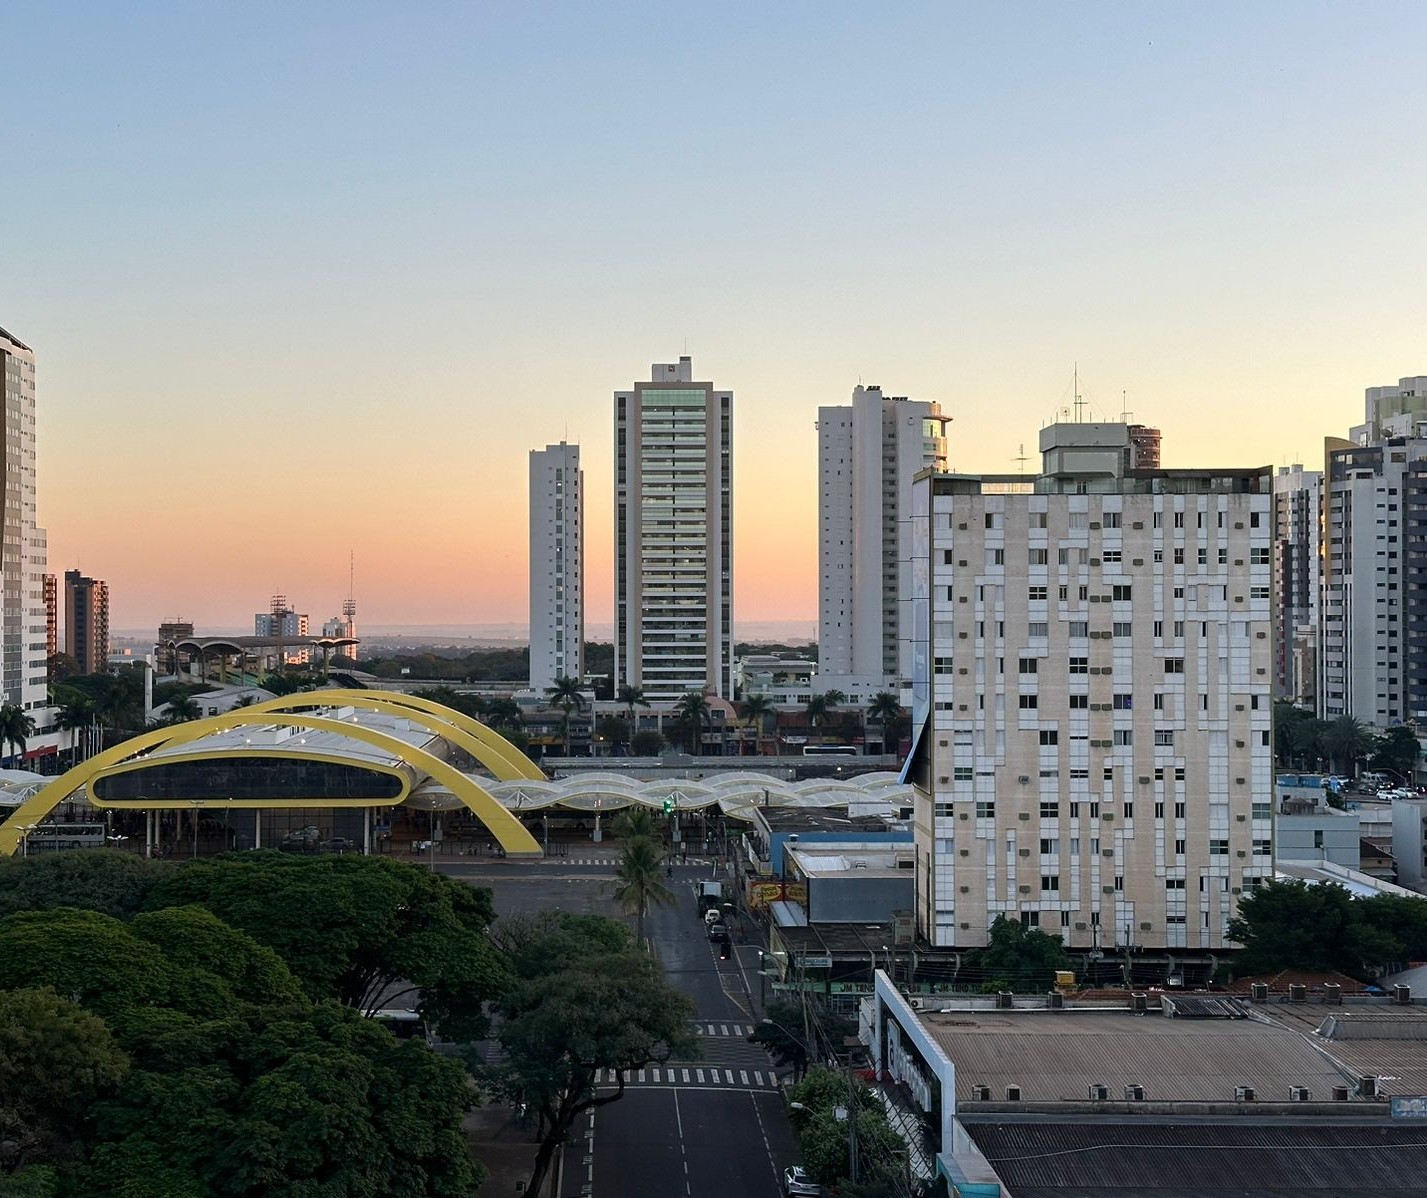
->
{"left": 1112, "top": 585, "right": 1132, "bottom": 602}
{"left": 1028, "top": 586, "right": 1048, "bottom": 601}
{"left": 1164, "top": 658, "right": 1185, "bottom": 674}
{"left": 1040, "top": 874, "right": 1060, "bottom": 893}
{"left": 1068, "top": 656, "right": 1088, "bottom": 674}
{"left": 1068, "top": 694, "right": 1088, "bottom": 709}
{"left": 1019, "top": 694, "right": 1038, "bottom": 709}
{"left": 1019, "top": 658, "right": 1038, "bottom": 674}
{"left": 1113, "top": 693, "right": 1133, "bottom": 710}
{"left": 1040, "top": 800, "right": 1060, "bottom": 818}
{"left": 1039, "top": 729, "right": 1059, "bottom": 745}
{"left": 1154, "top": 730, "right": 1174, "bottom": 747}
{"left": 976, "top": 801, "right": 995, "bottom": 818}
{"left": 1113, "top": 729, "right": 1133, "bottom": 746}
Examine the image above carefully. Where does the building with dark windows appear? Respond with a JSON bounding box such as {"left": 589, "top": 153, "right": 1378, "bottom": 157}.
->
{"left": 64, "top": 569, "right": 110, "bottom": 676}
{"left": 614, "top": 356, "right": 733, "bottom": 702}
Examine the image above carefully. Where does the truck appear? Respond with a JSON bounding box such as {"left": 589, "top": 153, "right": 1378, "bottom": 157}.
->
{"left": 696, "top": 880, "right": 724, "bottom": 916}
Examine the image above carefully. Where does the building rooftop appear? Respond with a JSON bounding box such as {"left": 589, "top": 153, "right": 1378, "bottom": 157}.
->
{"left": 928, "top": 1008, "right": 1351, "bottom": 1104}
{"left": 756, "top": 807, "right": 896, "bottom": 835}
{"left": 962, "top": 1119, "right": 1427, "bottom": 1198}
{"left": 786, "top": 842, "right": 912, "bottom": 879}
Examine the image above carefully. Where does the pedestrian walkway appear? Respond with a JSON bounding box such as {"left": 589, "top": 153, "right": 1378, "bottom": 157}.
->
{"left": 529, "top": 856, "right": 718, "bottom": 867}
{"left": 592, "top": 1065, "right": 780, "bottom": 1091}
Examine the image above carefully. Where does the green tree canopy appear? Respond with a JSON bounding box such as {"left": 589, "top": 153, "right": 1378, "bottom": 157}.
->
{"left": 630, "top": 729, "right": 665, "bottom": 756}
{"left": 144, "top": 852, "right": 506, "bottom": 1038}
{"left": 0, "top": 988, "right": 129, "bottom": 1179}
{"left": 486, "top": 912, "right": 697, "bottom": 1197}
{"left": 1372, "top": 726, "right": 1422, "bottom": 780}
{"left": 0, "top": 850, "right": 169, "bottom": 921}
{"left": 1226, "top": 879, "right": 1406, "bottom": 978}
{"left": 749, "top": 999, "right": 856, "bottom": 1081}
{"left": 963, "top": 915, "right": 1072, "bottom": 993}
{"left": 786, "top": 1066, "right": 905, "bottom": 1190}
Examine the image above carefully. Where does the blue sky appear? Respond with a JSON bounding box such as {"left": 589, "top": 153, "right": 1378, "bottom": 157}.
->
{"left": 4, "top": 3, "right": 1426, "bottom": 629}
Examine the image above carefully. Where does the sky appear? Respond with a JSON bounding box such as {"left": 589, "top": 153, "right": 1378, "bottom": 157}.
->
{"left": 5, "top": 3, "right": 1427, "bottom": 634}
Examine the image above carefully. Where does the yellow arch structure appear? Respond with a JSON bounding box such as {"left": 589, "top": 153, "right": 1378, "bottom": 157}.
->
{"left": 0, "top": 705, "right": 542, "bottom": 858}
{"left": 240, "top": 689, "right": 545, "bottom": 782}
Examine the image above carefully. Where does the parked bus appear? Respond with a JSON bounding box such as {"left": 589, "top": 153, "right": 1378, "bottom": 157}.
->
{"left": 801, "top": 745, "right": 858, "bottom": 757}
{"left": 25, "top": 822, "right": 107, "bottom": 852}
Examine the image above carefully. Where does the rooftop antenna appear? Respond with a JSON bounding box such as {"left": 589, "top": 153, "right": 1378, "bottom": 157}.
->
{"left": 1015, "top": 443, "right": 1029, "bottom": 476}
{"left": 1073, "top": 363, "right": 1086, "bottom": 423}
{"left": 1120, "top": 389, "right": 1133, "bottom": 423}
{"left": 342, "top": 554, "right": 356, "bottom": 622}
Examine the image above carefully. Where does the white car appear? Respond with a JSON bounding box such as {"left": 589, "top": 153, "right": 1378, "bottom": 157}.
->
{"left": 783, "top": 1165, "right": 824, "bottom": 1196}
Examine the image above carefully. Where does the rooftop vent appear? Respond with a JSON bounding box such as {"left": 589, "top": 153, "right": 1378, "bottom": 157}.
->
{"left": 1088, "top": 1083, "right": 1109, "bottom": 1101}
{"left": 1235, "top": 1085, "right": 1256, "bottom": 1102}
{"left": 1359, "top": 1076, "right": 1379, "bottom": 1099}
{"left": 1047, "top": 991, "right": 1064, "bottom": 1009}
{"left": 1250, "top": 982, "right": 1269, "bottom": 1003}
{"left": 1333, "top": 1085, "right": 1351, "bottom": 1102}
{"left": 1005, "top": 1085, "right": 1021, "bottom": 1102}
{"left": 1124, "top": 1083, "right": 1145, "bottom": 1101}
{"left": 996, "top": 991, "right": 1014, "bottom": 1009}
{"left": 970, "top": 1084, "right": 990, "bottom": 1101}
{"left": 1289, "top": 1086, "right": 1312, "bottom": 1102}
{"left": 1323, "top": 983, "right": 1342, "bottom": 1005}
{"left": 1289, "top": 984, "right": 1307, "bottom": 1002}
{"left": 1396, "top": 984, "right": 1413, "bottom": 1005}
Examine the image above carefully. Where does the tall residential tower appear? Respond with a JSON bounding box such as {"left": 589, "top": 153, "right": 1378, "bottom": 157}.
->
{"left": 529, "top": 442, "right": 584, "bottom": 691}
{"left": 0, "top": 328, "right": 49, "bottom": 718}
{"left": 907, "top": 422, "right": 1273, "bottom": 955}
{"left": 64, "top": 570, "right": 111, "bottom": 675}
{"left": 817, "top": 385, "right": 949, "bottom": 697}
{"left": 615, "top": 356, "right": 733, "bottom": 703}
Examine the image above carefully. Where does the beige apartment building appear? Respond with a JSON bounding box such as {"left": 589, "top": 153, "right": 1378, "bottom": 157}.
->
{"left": 907, "top": 423, "right": 1274, "bottom": 956}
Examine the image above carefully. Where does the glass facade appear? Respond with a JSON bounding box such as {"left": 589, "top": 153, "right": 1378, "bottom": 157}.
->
{"left": 92, "top": 756, "right": 405, "bottom": 804}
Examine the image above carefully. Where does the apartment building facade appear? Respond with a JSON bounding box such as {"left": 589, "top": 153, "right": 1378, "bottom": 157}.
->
{"left": 1272, "top": 463, "right": 1322, "bottom": 709}
{"left": 817, "top": 385, "right": 949, "bottom": 694}
{"left": 615, "top": 356, "right": 733, "bottom": 702}
{"left": 528, "top": 441, "right": 584, "bottom": 691}
{"left": 64, "top": 569, "right": 111, "bottom": 676}
{"left": 908, "top": 423, "right": 1274, "bottom": 954}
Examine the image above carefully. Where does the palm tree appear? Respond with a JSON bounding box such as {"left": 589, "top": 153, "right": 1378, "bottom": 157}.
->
{"left": 545, "top": 675, "right": 587, "bottom": 756}
{"left": 1322, "top": 714, "right": 1373, "bottom": 778}
{"left": 54, "top": 698, "right": 95, "bottom": 765}
{"left": 612, "top": 806, "right": 656, "bottom": 840}
{"left": 485, "top": 696, "right": 523, "bottom": 733}
{"left": 611, "top": 834, "right": 675, "bottom": 946}
{"left": 164, "top": 692, "right": 202, "bottom": 724}
{"left": 804, "top": 693, "right": 829, "bottom": 739}
{"left": 617, "top": 683, "right": 651, "bottom": 726}
{"left": 868, "top": 690, "right": 903, "bottom": 755}
{"left": 675, "top": 691, "right": 711, "bottom": 754}
{"left": 0, "top": 704, "right": 35, "bottom": 768}
{"left": 740, "top": 694, "right": 775, "bottom": 756}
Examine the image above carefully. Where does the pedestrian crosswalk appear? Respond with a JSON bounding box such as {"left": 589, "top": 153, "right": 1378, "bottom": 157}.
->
{"left": 593, "top": 1065, "right": 779, "bottom": 1090}
{"left": 694, "top": 1021, "right": 755, "bottom": 1038}
{"left": 536, "top": 856, "right": 717, "bottom": 867}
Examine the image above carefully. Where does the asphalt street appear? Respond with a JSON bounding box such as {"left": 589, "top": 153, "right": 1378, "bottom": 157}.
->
{"left": 441, "top": 854, "right": 800, "bottom": 1198}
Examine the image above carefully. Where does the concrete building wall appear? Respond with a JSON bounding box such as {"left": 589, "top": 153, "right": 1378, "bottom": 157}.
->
{"left": 0, "top": 328, "right": 48, "bottom": 718}
{"left": 529, "top": 442, "right": 584, "bottom": 691}
{"left": 1392, "top": 798, "right": 1427, "bottom": 891}
{"left": 1276, "top": 812, "right": 1361, "bottom": 870}
{"left": 911, "top": 429, "right": 1273, "bottom": 953}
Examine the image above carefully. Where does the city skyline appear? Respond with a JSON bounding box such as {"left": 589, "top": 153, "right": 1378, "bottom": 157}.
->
{"left": 5, "top": 5, "right": 1427, "bottom": 630}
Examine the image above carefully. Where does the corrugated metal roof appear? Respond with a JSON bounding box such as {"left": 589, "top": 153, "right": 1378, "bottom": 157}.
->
{"left": 964, "top": 1120, "right": 1427, "bottom": 1196}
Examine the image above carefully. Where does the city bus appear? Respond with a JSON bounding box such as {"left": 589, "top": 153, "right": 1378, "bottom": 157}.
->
{"left": 801, "top": 745, "right": 858, "bottom": 757}
{"left": 25, "top": 823, "right": 108, "bottom": 852}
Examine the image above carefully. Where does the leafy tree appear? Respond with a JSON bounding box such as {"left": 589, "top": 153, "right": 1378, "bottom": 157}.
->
{"left": 0, "top": 850, "right": 169, "bottom": 921}
{"left": 611, "top": 836, "right": 675, "bottom": 945}
{"left": 1274, "top": 702, "right": 1318, "bottom": 768}
{"left": 963, "top": 915, "right": 1072, "bottom": 993}
{"left": 0, "top": 988, "right": 129, "bottom": 1178}
{"left": 76, "top": 1003, "right": 483, "bottom": 1198}
{"left": 630, "top": 729, "right": 665, "bottom": 756}
{"left": 749, "top": 999, "right": 856, "bottom": 1082}
{"left": 144, "top": 853, "right": 506, "bottom": 1038}
{"left": 1372, "top": 726, "right": 1422, "bottom": 781}
{"left": 485, "top": 913, "right": 697, "bottom": 1198}
{"left": 787, "top": 1066, "right": 905, "bottom": 1190}
{"left": 1227, "top": 879, "right": 1403, "bottom": 978}
{"left": 545, "top": 675, "right": 586, "bottom": 755}
{"left": 483, "top": 696, "right": 524, "bottom": 733}
{"left": 594, "top": 715, "right": 630, "bottom": 751}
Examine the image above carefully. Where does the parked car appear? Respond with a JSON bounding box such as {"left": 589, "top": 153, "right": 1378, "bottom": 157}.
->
{"left": 321, "top": 837, "right": 358, "bottom": 854}
{"left": 279, "top": 826, "right": 320, "bottom": 852}
{"left": 783, "top": 1165, "right": 824, "bottom": 1196}
{"left": 707, "top": 922, "right": 729, "bottom": 943}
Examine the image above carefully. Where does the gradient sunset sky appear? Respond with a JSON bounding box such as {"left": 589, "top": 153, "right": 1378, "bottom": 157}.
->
{"left": 6, "top": 3, "right": 1427, "bottom": 634}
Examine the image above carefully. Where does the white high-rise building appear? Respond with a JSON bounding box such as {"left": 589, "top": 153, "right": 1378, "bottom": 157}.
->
{"left": 1320, "top": 434, "right": 1427, "bottom": 725}
{"left": 0, "top": 328, "right": 49, "bottom": 726}
{"left": 817, "top": 385, "right": 949, "bottom": 696}
{"left": 1272, "top": 464, "right": 1322, "bottom": 709}
{"left": 906, "top": 423, "right": 1274, "bottom": 956}
{"left": 615, "top": 356, "right": 733, "bottom": 703}
{"left": 529, "top": 442, "right": 584, "bottom": 691}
